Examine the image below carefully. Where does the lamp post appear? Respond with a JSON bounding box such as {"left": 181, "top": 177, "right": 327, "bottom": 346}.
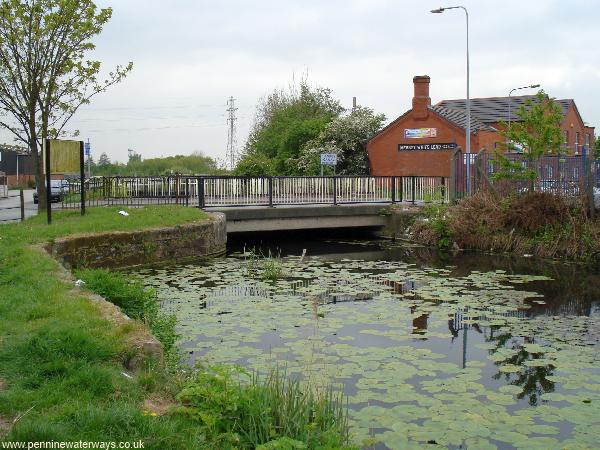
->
{"left": 507, "top": 84, "right": 540, "bottom": 152}
{"left": 431, "top": 5, "right": 471, "bottom": 195}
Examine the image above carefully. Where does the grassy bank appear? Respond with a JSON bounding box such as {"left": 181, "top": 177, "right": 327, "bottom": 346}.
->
{"left": 413, "top": 191, "right": 600, "bottom": 262}
{"left": 0, "top": 207, "right": 352, "bottom": 448}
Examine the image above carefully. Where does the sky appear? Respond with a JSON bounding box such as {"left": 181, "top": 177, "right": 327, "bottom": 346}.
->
{"left": 2, "top": 0, "right": 599, "bottom": 164}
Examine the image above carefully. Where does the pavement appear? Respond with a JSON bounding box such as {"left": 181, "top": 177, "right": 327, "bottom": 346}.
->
{"left": 0, "top": 189, "right": 38, "bottom": 223}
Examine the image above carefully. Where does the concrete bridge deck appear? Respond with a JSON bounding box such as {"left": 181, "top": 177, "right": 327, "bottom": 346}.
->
{"left": 208, "top": 203, "right": 394, "bottom": 233}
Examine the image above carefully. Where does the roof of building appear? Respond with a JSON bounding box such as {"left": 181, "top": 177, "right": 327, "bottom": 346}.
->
{"left": 435, "top": 95, "right": 572, "bottom": 124}
{"left": 429, "top": 105, "right": 496, "bottom": 132}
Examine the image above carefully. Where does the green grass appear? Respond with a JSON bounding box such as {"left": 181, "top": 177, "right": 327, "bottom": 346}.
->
{"left": 0, "top": 206, "right": 353, "bottom": 448}
{"left": 74, "top": 269, "right": 179, "bottom": 367}
{"left": 0, "top": 206, "right": 209, "bottom": 447}
{"left": 1, "top": 205, "right": 207, "bottom": 245}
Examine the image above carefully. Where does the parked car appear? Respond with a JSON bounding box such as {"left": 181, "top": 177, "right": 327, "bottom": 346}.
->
{"left": 33, "top": 180, "right": 70, "bottom": 204}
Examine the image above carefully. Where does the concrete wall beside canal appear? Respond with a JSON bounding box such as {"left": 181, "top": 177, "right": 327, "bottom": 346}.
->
{"left": 48, "top": 212, "right": 226, "bottom": 269}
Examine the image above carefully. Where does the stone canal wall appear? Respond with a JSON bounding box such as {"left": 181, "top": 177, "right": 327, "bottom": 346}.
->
{"left": 48, "top": 212, "right": 226, "bottom": 269}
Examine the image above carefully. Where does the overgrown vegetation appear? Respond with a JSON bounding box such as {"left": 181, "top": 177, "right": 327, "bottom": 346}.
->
{"left": 413, "top": 191, "right": 600, "bottom": 261}
{"left": 0, "top": 207, "right": 352, "bottom": 447}
{"left": 420, "top": 205, "right": 452, "bottom": 251}
{"left": 176, "top": 365, "right": 352, "bottom": 449}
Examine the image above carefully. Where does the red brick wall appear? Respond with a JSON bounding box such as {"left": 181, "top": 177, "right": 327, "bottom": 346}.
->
{"left": 561, "top": 104, "right": 595, "bottom": 156}
{"left": 367, "top": 110, "right": 498, "bottom": 177}
{"left": 368, "top": 76, "right": 595, "bottom": 176}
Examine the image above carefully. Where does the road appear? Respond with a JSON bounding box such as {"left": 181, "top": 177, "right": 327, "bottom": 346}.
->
{"left": 0, "top": 189, "right": 38, "bottom": 223}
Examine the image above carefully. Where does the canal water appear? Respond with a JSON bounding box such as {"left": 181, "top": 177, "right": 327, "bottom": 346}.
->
{"left": 132, "top": 232, "right": 600, "bottom": 449}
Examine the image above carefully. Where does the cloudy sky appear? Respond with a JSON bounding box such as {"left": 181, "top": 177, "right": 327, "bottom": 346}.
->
{"left": 3, "top": 0, "right": 598, "bottom": 164}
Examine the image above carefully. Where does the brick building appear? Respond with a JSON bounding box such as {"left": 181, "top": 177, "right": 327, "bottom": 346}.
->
{"left": 367, "top": 75, "right": 595, "bottom": 177}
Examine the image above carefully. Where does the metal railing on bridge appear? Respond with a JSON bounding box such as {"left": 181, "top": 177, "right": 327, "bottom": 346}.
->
{"left": 59, "top": 175, "right": 450, "bottom": 209}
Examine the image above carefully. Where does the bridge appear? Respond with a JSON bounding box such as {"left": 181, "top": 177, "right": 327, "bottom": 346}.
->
{"left": 211, "top": 203, "right": 393, "bottom": 233}
{"left": 61, "top": 175, "right": 448, "bottom": 233}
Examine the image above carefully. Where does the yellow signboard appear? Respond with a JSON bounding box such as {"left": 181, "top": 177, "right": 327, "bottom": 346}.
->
{"left": 43, "top": 139, "right": 81, "bottom": 174}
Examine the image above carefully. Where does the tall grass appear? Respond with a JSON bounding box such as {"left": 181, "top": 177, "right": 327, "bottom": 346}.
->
{"left": 244, "top": 247, "right": 286, "bottom": 282}
{"left": 176, "top": 365, "right": 352, "bottom": 449}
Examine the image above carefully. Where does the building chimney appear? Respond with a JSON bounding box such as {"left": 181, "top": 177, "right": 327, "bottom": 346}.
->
{"left": 412, "top": 75, "right": 431, "bottom": 120}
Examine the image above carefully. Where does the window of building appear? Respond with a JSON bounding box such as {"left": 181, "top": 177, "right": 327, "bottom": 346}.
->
{"left": 575, "top": 132, "right": 580, "bottom": 154}
{"left": 585, "top": 134, "right": 590, "bottom": 147}
{"left": 564, "top": 130, "right": 569, "bottom": 147}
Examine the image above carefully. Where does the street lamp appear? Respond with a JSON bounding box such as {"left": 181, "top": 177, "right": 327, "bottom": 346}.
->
{"left": 508, "top": 84, "right": 540, "bottom": 129}
{"left": 431, "top": 6, "right": 471, "bottom": 195}
{"left": 507, "top": 84, "right": 540, "bottom": 152}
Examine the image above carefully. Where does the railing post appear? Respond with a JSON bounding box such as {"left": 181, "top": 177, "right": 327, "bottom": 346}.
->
{"left": 399, "top": 176, "right": 404, "bottom": 202}
{"left": 411, "top": 176, "right": 416, "bottom": 205}
{"left": 185, "top": 178, "right": 189, "bottom": 207}
{"left": 391, "top": 176, "right": 396, "bottom": 203}
{"left": 441, "top": 177, "right": 446, "bottom": 204}
{"left": 197, "top": 177, "right": 205, "bottom": 208}
{"left": 19, "top": 188, "right": 24, "bottom": 221}
{"left": 333, "top": 176, "right": 337, "bottom": 205}
{"left": 450, "top": 148, "right": 459, "bottom": 202}
{"left": 268, "top": 177, "right": 273, "bottom": 207}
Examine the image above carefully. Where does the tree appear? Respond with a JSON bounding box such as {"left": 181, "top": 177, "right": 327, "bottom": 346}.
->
{"left": 298, "top": 106, "right": 386, "bottom": 175}
{"left": 493, "top": 90, "right": 563, "bottom": 190}
{"left": 595, "top": 136, "right": 600, "bottom": 160}
{"left": 239, "top": 80, "right": 344, "bottom": 175}
{"left": 0, "top": 0, "right": 132, "bottom": 210}
{"left": 97, "top": 152, "right": 110, "bottom": 167}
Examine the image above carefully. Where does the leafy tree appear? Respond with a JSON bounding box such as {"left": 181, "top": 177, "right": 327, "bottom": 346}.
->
{"left": 298, "top": 106, "right": 386, "bottom": 175}
{"left": 595, "top": 136, "right": 600, "bottom": 160}
{"left": 0, "top": 0, "right": 132, "bottom": 210}
{"left": 493, "top": 91, "right": 563, "bottom": 190}
{"left": 97, "top": 152, "right": 110, "bottom": 167}
{"left": 240, "top": 80, "right": 344, "bottom": 175}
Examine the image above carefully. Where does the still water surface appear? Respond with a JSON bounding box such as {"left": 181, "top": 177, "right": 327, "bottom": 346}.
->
{"left": 133, "top": 233, "right": 600, "bottom": 449}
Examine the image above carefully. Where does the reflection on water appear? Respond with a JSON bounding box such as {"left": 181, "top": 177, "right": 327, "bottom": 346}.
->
{"left": 133, "top": 232, "right": 600, "bottom": 449}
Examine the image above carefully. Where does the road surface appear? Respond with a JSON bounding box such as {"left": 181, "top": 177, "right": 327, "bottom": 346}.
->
{"left": 0, "top": 190, "right": 38, "bottom": 223}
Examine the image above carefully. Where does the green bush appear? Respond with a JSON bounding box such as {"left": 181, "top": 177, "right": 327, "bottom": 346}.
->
{"left": 423, "top": 205, "right": 452, "bottom": 251}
